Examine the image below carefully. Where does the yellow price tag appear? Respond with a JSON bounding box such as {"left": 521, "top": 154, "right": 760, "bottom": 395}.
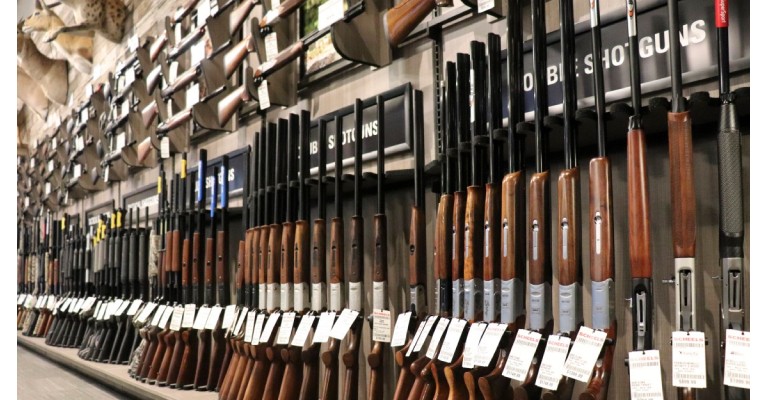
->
{"left": 181, "top": 159, "right": 187, "bottom": 179}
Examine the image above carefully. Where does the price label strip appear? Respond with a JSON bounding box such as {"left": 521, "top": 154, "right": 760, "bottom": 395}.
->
{"left": 562, "top": 327, "right": 608, "bottom": 382}
{"left": 534, "top": 335, "right": 571, "bottom": 390}
{"left": 671, "top": 331, "right": 706, "bottom": 388}
{"left": 372, "top": 309, "right": 391, "bottom": 343}
{"left": 628, "top": 350, "right": 664, "bottom": 400}
{"left": 276, "top": 312, "right": 297, "bottom": 345}
{"left": 502, "top": 329, "right": 543, "bottom": 381}
{"left": 723, "top": 329, "right": 750, "bottom": 389}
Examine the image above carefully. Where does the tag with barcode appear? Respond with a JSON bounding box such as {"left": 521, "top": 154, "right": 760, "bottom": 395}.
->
{"left": 169, "top": 306, "right": 185, "bottom": 331}
{"left": 670, "top": 331, "right": 706, "bottom": 388}
{"left": 329, "top": 309, "right": 359, "bottom": 340}
{"left": 127, "top": 300, "right": 143, "bottom": 316}
{"left": 313, "top": 312, "right": 336, "bottom": 344}
{"left": 477, "top": 0, "right": 494, "bottom": 13}
{"left": 563, "top": 327, "right": 607, "bottom": 382}
{"left": 291, "top": 314, "right": 315, "bottom": 347}
{"left": 426, "top": 318, "right": 451, "bottom": 359}
{"left": 205, "top": 305, "right": 223, "bottom": 329}
{"left": 437, "top": 318, "right": 468, "bottom": 362}
{"left": 159, "top": 305, "right": 175, "bottom": 328}
{"left": 502, "top": 329, "right": 542, "bottom": 380}
{"left": 129, "top": 35, "right": 140, "bottom": 51}
{"left": 462, "top": 322, "right": 488, "bottom": 368}
{"left": 137, "top": 302, "right": 157, "bottom": 323}
{"left": 475, "top": 323, "right": 507, "bottom": 367}
{"left": 192, "top": 306, "right": 211, "bottom": 329}
{"left": 535, "top": 335, "right": 571, "bottom": 390}
{"left": 391, "top": 312, "right": 412, "bottom": 347}
{"left": 372, "top": 309, "right": 391, "bottom": 343}
{"left": 257, "top": 81, "right": 270, "bottom": 110}
{"left": 161, "top": 136, "right": 170, "bottom": 159}
{"left": 244, "top": 310, "right": 257, "bottom": 342}
{"left": 251, "top": 313, "right": 266, "bottom": 345}
{"left": 318, "top": 0, "right": 344, "bottom": 29}
{"left": 410, "top": 316, "right": 439, "bottom": 356}
{"left": 406, "top": 320, "right": 428, "bottom": 357}
{"left": 115, "top": 299, "right": 131, "bottom": 316}
{"left": 724, "top": 329, "right": 750, "bottom": 389}
{"left": 222, "top": 305, "right": 238, "bottom": 331}
{"left": 276, "top": 312, "right": 296, "bottom": 345}
{"left": 186, "top": 83, "right": 200, "bottom": 107}
{"left": 628, "top": 350, "right": 664, "bottom": 400}
{"left": 265, "top": 33, "right": 279, "bottom": 61}
{"left": 182, "top": 304, "right": 196, "bottom": 328}
{"left": 232, "top": 307, "right": 249, "bottom": 335}
{"left": 259, "top": 312, "right": 281, "bottom": 343}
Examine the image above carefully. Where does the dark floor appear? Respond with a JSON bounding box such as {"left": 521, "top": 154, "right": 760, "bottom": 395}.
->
{"left": 17, "top": 345, "right": 128, "bottom": 400}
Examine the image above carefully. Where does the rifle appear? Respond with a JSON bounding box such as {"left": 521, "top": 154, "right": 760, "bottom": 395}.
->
{"left": 320, "top": 115, "right": 345, "bottom": 400}
{"left": 579, "top": 1, "right": 616, "bottom": 398}
{"left": 192, "top": 149, "right": 214, "bottom": 390}
{"left": 279, "top": 110, "right": 313, "bottom": 400}
{"left": 107, "top": 208, "right": 132, "bottom": 363}
{"left": 259, "top": 0, "right": 307, "bottom": 29}
{"left": 666, "top": 1, "right": 698, "bottom": 399}
{"left": 367, "top": 96, "right": 388, "bottom": 400}
{"left": 194, "top": 166, "right": 218, "bottom": 390}
{"left": 383, "top": 0, "right": 452, "bottom": 47}
{"left": 513, "top": 0, "right": 554, "bottom": 396}
{"left": 298, "top": 118, "right": 329, "bottom": 400}
{"left": 715, "top": 1, "right": 747, "bottom": 398}
{"left": 443, "top": 52, "right": 471, "bottom": 400}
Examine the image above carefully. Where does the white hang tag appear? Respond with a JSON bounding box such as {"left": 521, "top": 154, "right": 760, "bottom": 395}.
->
{"left": 318, "top": 0, "right": 344, "bottom": 30}
{"left": 265, "top": 33, "right": 279, "bottom": 61}
{"left": 222, "top": 305, "right": 238, "bottom": 331}
{"left": 628, "top": 350, "right": 664, "bottom": 400}
{"left": 259, "top": 312, "right": 281, "bottom": 343}
{"left": 45, "top": 182, "right": 51, "bottom": 196}
{"left": 426, "top": 318, "right": 451, "bottom": 359}
{"left": 474, "top": 323, "right": 508, "bottom": 367}
{"left": 116, "top": 132, "right": 126, "bottom": 150}
{"left": 437, "top": 318, "right": 468, "bottom": 362}
{"left": 161, "top": 136, "right": 170, "bottom": 159}
{"left": 411, "top": 316, "right": 439, "bottom": 355}
{"left": 197, "top": 1, "right": 211, "bottom": 23}
{"left": 193, "top": 305, "right": 211, "bottom": 329}
{"left": 169, "top": 306, "right": 185, "bottom": 331}
{"left": 257, "top": 81, "right": 270, "bottom": 110}
{"left": 47, "top": 296, "right": 57, "bottom": 310}
{"left": 137, "top": 302, "right": 157, "bottom": 323}
{"left": 82, "top": 297, "right": 96, "bottom": 312}
{"left": 128, "top": 35, "right": 140, "bottom": 52}
{"left": 91, "top": 63, "right": 101, "bottom": 81}
{"left": 182, "top": 304, "right": 196, "bottom": 328}
{"left": 73, "top": 298, "right": 87, "bottom": 313}
{"left": 35, "top": 296, "right": 45, "bottom": 309}
{"left": 74, "top": 163, "right": 82, "bottom": 179}
{"left": 502, "top": 329, "right": 543, "bottom": 380}
{"left": 174, "top": 23, "right": 182, "bottom": 45}
{"left": 535, "top": 335, "right": 572, "bottom": 390}
{"left": 60, "top": 298, "right": 72, "bottom": 311}
{"left": 126, "top": 67, "right": 136, "bottom": 86}
{"left": 671, "top": 331, "right": 706, "bottom": 388}
{"left": 121, "top": 100, "right": 130, "bottom": 117}
{"left": 24, "top": 295, "right": 35, "bottom": 309}
{"left": 232, "top": 307, "right": 249, "bottom": 335}
{"left": 150, "top": 304, "right": 165, "bottom": 326}
{"left": 186, "top": 83, "right": 200, "bottom": 107}
{"left": 159, "top": 305, "right": 175, "bottom": 328}
{"left": 104, "top": 166, "right": 110, "bottom": 183}
{"left": 205, "top": 305, "right": 223, "bottom": 329}
{"left": 291, "top": 315, "right": 316, "bottom": 347}
{"left": 406, "top": 320, "right": 428, "bottom": 357}
{"left": 47, "top": 160, "right": 54, "bottom": 172}
{"left": 372, "top": 309, "right": 391, "bottom": 343}
{"left": 391, "top": 312, "right": 412, "bottom": 347}
{"left": 244, "top": 310, "right": 257, "bottom": 342}
{"left": 276, "top": 312, "right": 296, "bottom": 345}
{"left": 723, "top": 329, "right": 751, "bottom": 389}
{"left": 462, "top": 322, "right": 488, "bottom": 368}
{"left": 329, "top": 309, "right": 360, "bottom": 340}
{"left": 127, "top": 299, "right": 143, "bottom": 316}
{"left": 251, "top": 313, "right": 266, "bottom": 345}
{"left": 312, "top": 311, "right": 336, "bottom": 344}
{"left": 97, "top": 302, "right": 109, "bottom": 320}
{"left": 17, "top": 294, "right": 26, "bottom": 305}
{"left": 76, "top": 136, "right": 85, "bottom": 152}
{"left": 85, "top": 84, "right": 94, "bottom": 97}
{"left": 115, "top": 299, "right": 131, "bottom": 316}
{"left": 208, "top": 0, "right": 218, "bottom": 15}
{"left": 563, "top": 327, "right": 608, "bottom": 382}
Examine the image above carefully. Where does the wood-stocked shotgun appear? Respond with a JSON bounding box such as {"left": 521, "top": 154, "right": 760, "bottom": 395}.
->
{"left": 714, "top": 0, "right": 747, "bottom": 398}
{"left": 383, "top": 0, "right": 452, "bottom": 47}
{"left": 209, "top": 155, "right": 231, "bottom": 390}
{"left": 194, "top": 155, "right": 217, "bottom": 390}
{"left": 513, "top": 0, "right": 554, "bottom": 397}
{"left": 578, "top": 1, "right": 616, "bottom": 398}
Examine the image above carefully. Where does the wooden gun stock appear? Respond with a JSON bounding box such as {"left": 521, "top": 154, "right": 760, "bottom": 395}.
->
{"left": 627, "top": 129, "right": 652, "bottom": 278}
{"left": 253, "top": 42, "right": 303, "bottom": 80}
{"left": 169, "top": 27, "right": 206, "bottom": 61}
{"left": 435, "top": 195, "right": 452, "bottom": 315}
{"left": 161, "top": 67, "right": 198, "bottom": 99}
{"left": 384, "top": 0, "right": 436, "bottom": 47}
{"left": 320, "top": 336, "right": 341, "bottom": 400}
{"left": 260, "top": 0, "right": 306, "bottom": 28}
{"left": 557, "top": 168, "right": 580, "bottom": 287}
{"left": 341, "top": 319, "right": 362, "bottom": 400}
{"left": 215, "top": 229, "right": 229, "bottom": 305}
{"left": 668, "top": 112, "right": 696, "bottom": 257}
{"left": 463, "top": 185, "right": 485, "bottom": 323}
{"left": 157, "top": 109, "right": 193, "bottom": 134}
{"left": 223, "top": 35, "right": 256, "bottom": 79}
{"left": 141, "top": 101, "right": 158, "bottom": 129}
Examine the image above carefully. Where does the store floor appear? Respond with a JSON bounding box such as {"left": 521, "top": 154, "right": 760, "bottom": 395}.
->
{"left": 18, "top": 345, "right": 127, "bottom": 400}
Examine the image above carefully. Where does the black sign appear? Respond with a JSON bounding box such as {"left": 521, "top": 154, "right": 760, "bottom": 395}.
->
{"left": 498, "top": 0, "right": 749, "bottom": 117}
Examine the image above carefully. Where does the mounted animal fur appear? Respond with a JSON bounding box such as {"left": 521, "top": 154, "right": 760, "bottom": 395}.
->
{"left": 23, "top": 1, "right": 93, "bottom": 74}
{"left": 17, "top": 27, "right": 68, "bottom": 105}
{"left": 43, "top": 0, "right": 127, "bottom": 43}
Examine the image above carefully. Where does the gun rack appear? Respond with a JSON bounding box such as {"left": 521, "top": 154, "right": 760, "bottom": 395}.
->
{"left": 457, "top": 0, "right": 504, "bottom": 19}
{"left": 192, "top": 67, "right": 258, "bottom": 132}
{"left": 207, "top": 0, "right": 257, "bottom": 53}
{"left": 152, "top": 91, "right": 189, "bottom": 155}
{"left": 330, "top": 0, "right": 392, "bottom": 68}
{"left": 251, "top": 17, "right": 296, "bottom": 109}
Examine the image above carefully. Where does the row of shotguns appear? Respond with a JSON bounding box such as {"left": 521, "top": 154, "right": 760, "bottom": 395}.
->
{"left": 17, "top": 0, "right": 747, "bottom": 398}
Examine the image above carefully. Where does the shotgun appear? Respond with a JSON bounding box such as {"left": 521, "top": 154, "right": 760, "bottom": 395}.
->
{"left": 194, "top": 154, "right": 217, "bottom": 390}
{"left": 513, "top": 0, "right": 554, "bottom": 397}
{"left": 208, "top": 155, "right": 231, "bottom": 390}
{"left": 715, "top": 0, "right": 747, "bottom": 398}
{"left": 320, "top": 115, "right": 345, "bottom": 400}
{"left": 298, "top": 119, "right": 329, "bottom": 400}
{"left": 107, "top": 208, "right": 131, "bottom": 363}
{"left": 367, "top": 96, "right": 388, "bottom": 400}
{"left": 578, "top": 2, "right": 616, "bottom": 399}
{"left": 259, "top": 0, "right": 307, "bottom": 29}
{"left": 279, "top": 110, "right": 313, "bottom": 400}
{"left": 383, "top": 0, "right": 452, "bottom": 47}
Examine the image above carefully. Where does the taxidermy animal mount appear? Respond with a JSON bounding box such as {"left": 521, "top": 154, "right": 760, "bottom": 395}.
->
{"left": 43, "top": 0, "right": 127, "bottom": 43}
{"left": 23, "top": 1, "right": 93, "bottom": 74}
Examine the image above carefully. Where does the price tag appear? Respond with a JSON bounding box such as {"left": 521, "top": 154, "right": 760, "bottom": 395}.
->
{"left": 25, "top": 295, "right": 36, "bottom": 309}
{"left": 329, "top": 309, "right": 360, "bottom": 340}
{"left": 191, "top": 42, "right": 206, "bottom": 65}
{"left": 222, "top": 305, "right": 238, "bottom": 331}
{"left": 86, "top": 84, "right": 93, "bottom": 97}
{"left": 406, "top": 320, "right": 427, "bottom": 357}
{"left": 411, "top": 316, "right": 439, "bottom": 355}
{"left": 161, "top": 136, "right": 170, "bottom": 159}
{"left": 169, "top": 306, "right": 185, "bottom": 331}
{"left": 181, "top": 304, "right": 196, "bottom": 328}
{"left": 74, "top": 164, "right": 82, "bottom": 178}
{"left": 197, "top": 0, "right": 211, "bottom": 23}
{"left": 724, "top": 329, "right": 751, "bottom": 389}
{"left": 391, "top": 312, "right": 412, "bottom": 347}
{"left": 502, "top": 329, "right": 542, "bottom": 380}
{"left": 127, "top": 299, "right": 143, "bottom": 316}
{"left": 169, "top": 61, "right": 179, "bottom": 84}
{"left": 186, "top": 83, "right": 200, "bottom": 107}
{"left": 125, "top": 67, "right": 136, "bottom": 86}
{"left": 115, "top": 299, "right": 131, "bottom": 316}
{"left": 104, "top": 166, "right": 110, "bottom": 183}
{"left": 150, "top": 305, "right": 167, "bottom": 326}
{"left": 563, "top": 327, "right": 608, "bottom": 382}
{"left": 462, "top": 322, "right": 488, "bottom": 368}
{"left": 128, "top": 34, "right": 140, "bottom": 52}
{"left": 59, "top": 298, "right": 71, "bottom": 311}
{"left": 438, "top": 318, "right": 468, "bottom": 362}
{"left": 535, "top": 335, "right": 571, "bottom": 390}
{"left": 116, "top": 132, "right": 126, "bottom": 150}
{"left": 291, "top": 315, "right": 316, "bottom": 347}
{"left": 48, "top": 160, "right": 54, "bottom": 172}
{"left": 670, "top": 331, "right": 706, "bottom": 388}
{"left": 193, "top": 306, "right": 211, "bottom": 329}
{"left": 318, "top": 0, "right": 344, "bottom": 30}
{"left": 477, "top": 0, "right": 494, "bottom": 13}
{"left": 372, "top": 309, "right": 391, "bottom": 343}
{"left": 81, "top": 297, "right": 95, "bottom": 312}
{"left": 313, "top": 312, "right": 336, "bottom": 344}
{"left": 17, "top": 294, "right": 26, "bottom": 305}
{"left": 257, "top": 81, "right": 270, "bottom": 110}
{"left": 475, "top": 323, "right": 507, "bottom": 367}
{"left": 277, "top": 312, "right": 297, "bottom": 345}
{"left": 76, "top": 136, "right": 84, "bottom": 152}
{"left": 137, "top": 302, "right": 157, "bottom": 323}
{"left": 244, "top": 310, "right": 257, "bottom": 342}
{"left": 174, "top": 22, "right": 182, "bottom": 44}
{"left": 45, "top": 182, "right": 51, "bottom": 196}
{"left": 426, "top": 318, "right": 451, "bottom": 359}
{"left": 265, "top": 33, "right": 279, "bottom": 61}
{"left": 121, "top": 100, "right": 130, "bottom": 117}
{"left": 232, "top": 307, "right": 248, "bottom": 335}
{"left": 74, "top": 298, "right": 86, "bottom": 313}
{"left": 97, "top": 302, "right": 109, "bottom": 320}
{"left": 205, "top": 305, "right": 223, "bottom": 330}
{"left": 92, "top": 63, "right": 101, "bottom": 81}
{"left": 628, "top": 350, "right": 664, "bottom": 400}
{"left": 47, "top": 296, "right": 57, "bottom": 310}
{"left": 35, "top": 296, "right": 45, "bottom": 309}
{"left": 251, "top": 313, "right": 265, "bottom": 345}
{"left": 259, "top": 312, "right": 281, "bottom": 343}
{"left": 159, "top": 305, "right": 175, "bottom": 328}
